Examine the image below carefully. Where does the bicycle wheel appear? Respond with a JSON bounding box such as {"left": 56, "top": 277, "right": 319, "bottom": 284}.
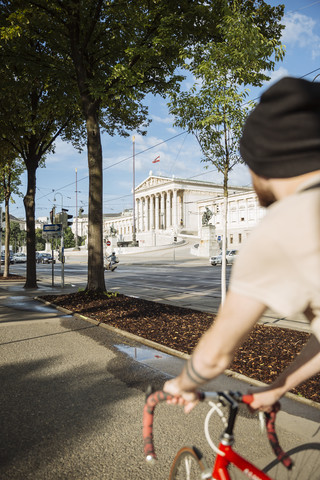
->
{"left": 169, "top": 446, "right": 210, "bottom": 480}
{"left": 262, "top": 442, "right": 320, "bottom": 479}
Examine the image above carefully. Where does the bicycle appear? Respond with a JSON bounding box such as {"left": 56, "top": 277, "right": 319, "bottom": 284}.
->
{"left": 143, "top": 389, "right": 320, "bottom": 479}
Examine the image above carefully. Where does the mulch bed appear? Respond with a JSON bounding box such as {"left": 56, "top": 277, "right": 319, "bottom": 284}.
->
{"left": 39, "top": 291, "right": 320, "bottom": 404}
{"left": 0, "top": 273, "right": 26, "bottom": 280}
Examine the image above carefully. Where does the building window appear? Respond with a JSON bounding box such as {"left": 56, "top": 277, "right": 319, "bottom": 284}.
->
{"left": 239, "top": 233, "right": 242, "bottom": 243}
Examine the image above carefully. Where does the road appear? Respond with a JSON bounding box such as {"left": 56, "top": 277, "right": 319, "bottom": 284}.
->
{"left": 12, "top": 251, "right": 231, "bottom": 315}
{"left": 11, "top": 244, "right": 310, "bottom": 330}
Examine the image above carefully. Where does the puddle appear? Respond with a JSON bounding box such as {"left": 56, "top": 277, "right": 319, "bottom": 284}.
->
{"left": 115, "top": 343, "right": 169, "bottom": 362}
{"left": 2, "top": 296, "right": 67, "bottom": 314}
{"left": 115, "top": 343, "right": 186, "bottom": 378}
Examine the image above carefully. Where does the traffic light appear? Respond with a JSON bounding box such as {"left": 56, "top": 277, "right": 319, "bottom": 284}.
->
{"left": 79, "top": 207, "right": 84, "bottom": 217}
{"left": 61, "top": 208, "right": 73, "bottom": 228}
{"left": 58, "top": 246, "right": 64, "bottom": 263}
{"left": 50, "top": 207, "right": 56, "bottom": 223}
{"left": 1, "top": 212, "right": 5, "bottom": 223}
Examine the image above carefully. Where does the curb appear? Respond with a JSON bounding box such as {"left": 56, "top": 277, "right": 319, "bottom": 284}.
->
{"left": 34, "top": 296, "right": 320, "bottom": 411}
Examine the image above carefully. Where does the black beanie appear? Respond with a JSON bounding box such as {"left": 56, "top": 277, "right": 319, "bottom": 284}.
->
{"left": 240, "top": 76, "right": 320, "bottom": 178}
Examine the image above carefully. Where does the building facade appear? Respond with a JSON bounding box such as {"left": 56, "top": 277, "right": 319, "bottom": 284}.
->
{"left": 96, "top": 174, "right": 265, "bottom": 251}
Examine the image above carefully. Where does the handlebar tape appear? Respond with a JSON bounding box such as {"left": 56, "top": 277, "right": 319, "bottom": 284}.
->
{"left": 143, "top": 390, "right": 174, "bottom": 462}
{"left": 265, "top": 402, "right": 293, "bottom": 470}
{"left": 243, "top": 396, "right": 292, "bottom": 470}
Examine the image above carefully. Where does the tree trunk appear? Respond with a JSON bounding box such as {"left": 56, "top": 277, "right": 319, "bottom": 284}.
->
{"left": 23, "top": 161, "right": 37, "bottom": 289}
{"left": 4, "top": 197, "right": 10, "bottom": 277}
{"left": 85, "top": 105, "right": 106, "bottom": 292}
{"left": 221, "top": 167, "right": 229, "bottom": 305}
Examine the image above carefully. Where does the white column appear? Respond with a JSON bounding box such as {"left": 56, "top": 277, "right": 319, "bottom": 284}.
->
{"left": 141, "top": 197, "right": 146, "bottom": 232}
{"left": 178, "top": 193, "right": 183, "bottom": 226}
{"left": 147, "top": 196, "right": 150, "bottom": 231}
{"left": 160, "top": 193, "right": 165, "bottom": 229}
{"left": 140, "top": 197, "right": 144, "bottom": 231}
{"left": 150, "top": 195, "right": 155, "bottom": 230}
{"left": 166, "top": 191, "right": 171, "bottom": 228}
{"left": 135, "top": 198, "right": 139, "bottom": 232}
{"left": 155, "top": 194, "right": 160, "bottom": 230}
{"left": 172, "top": 189, "right": 177, "bottom": 229}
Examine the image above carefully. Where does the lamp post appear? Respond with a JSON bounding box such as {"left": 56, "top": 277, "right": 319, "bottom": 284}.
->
{"left": 132, "top": 136, "right": 137, "bottom": 245}
{"left": 75, "top": 168, "right": 80, "bottom": 250}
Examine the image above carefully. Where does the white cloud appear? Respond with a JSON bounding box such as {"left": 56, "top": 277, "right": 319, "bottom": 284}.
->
{"left": 265, "top": 67, "right": 290, "bottom": 86}
{"left": 150, "top": 114, "right": 174, "bottom": 125}
{"left": 282, "top": 12, "right": 320, "bottom": 59}
{"left": 46, "top": 137, "right": 87, "bottom": 169}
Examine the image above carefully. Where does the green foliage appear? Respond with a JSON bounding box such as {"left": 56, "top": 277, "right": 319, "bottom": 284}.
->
{"left": 63, "top": 227, "right": 75, "bottom": 249}
{"left": 0, "top": 142, "right": 24, "bottom": 202}
{"left": 9, "top": 221, "right": 26, "bottom": 251}
{"left": 35, "top": 228, "right": 46, "bottom": 252}
{"left": 104, "top": 291, "right": 118, "bottom": 298}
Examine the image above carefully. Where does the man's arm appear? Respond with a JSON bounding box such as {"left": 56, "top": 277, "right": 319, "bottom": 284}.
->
{"left": 164, "top": 291, "right": 266, "bottom": 410}
{"left": 249, "top": 334, "right": 320, "bottom": 411}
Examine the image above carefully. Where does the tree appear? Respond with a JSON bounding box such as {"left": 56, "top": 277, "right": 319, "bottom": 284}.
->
{"left": 0, "top": 144, "right": 24, "bottom": 277}
{"left": 63, "top": 227, "right": 75, "bottom": 249}
{"left": 9, "top": 221, "right": 26, "bottom": 252}
{"left": 3, "top": 0, "right": 235, "bottom": 292}
{"left": 1, "top": 0, "right": 285, "bottom": 293}
{"left": 0, "top": 7, "right": 83, "bottom": 287}
{"left": 168, "top": 1, "right": 285, "bottom": 302}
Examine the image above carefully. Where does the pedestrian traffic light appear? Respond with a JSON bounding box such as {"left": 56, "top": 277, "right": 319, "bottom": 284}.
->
{"left": 61, "top": 208, "right": 73, "bottom": 228}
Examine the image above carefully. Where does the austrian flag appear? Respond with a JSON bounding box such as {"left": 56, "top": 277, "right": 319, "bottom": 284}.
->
{"left": 152, "top": 155, "right": 160, "bottom": 163}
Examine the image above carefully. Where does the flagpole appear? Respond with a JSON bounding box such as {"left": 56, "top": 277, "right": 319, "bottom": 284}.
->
{"left": 132, "top": 136, "right": 137, "bottom": 245}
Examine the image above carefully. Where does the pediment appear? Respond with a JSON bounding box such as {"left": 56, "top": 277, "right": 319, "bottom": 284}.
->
{"left": 135, "top": 176, "right": 171, "bottom": 193}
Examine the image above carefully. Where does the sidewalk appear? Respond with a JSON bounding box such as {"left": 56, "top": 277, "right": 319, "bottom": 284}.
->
{"left": 0, "top": 278, "right": 320, "bottom": 479}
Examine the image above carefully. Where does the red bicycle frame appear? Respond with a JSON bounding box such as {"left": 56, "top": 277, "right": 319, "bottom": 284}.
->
{"left": 212, "top": 443, "right": 272, "bottom": 480}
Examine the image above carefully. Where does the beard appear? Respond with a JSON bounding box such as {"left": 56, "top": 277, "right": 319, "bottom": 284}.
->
{"left": 251, "top": 176, "right": 277, "bottom": 208}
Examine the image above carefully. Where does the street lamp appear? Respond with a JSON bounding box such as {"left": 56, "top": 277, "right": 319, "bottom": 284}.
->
{"left": 132, "top": 136, "right": 137, "bottom": 245}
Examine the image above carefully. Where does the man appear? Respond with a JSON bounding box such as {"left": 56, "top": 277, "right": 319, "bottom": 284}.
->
{"left": 105, "top": 251, "right": 118, "bottom": 271}
{"left": 164, "top": 76, "right": 320, "bottom": 412}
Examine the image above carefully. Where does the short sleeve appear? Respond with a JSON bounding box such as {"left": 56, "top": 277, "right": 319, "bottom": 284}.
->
{"left": 229, "top": 217, "right": 309, "bottom": 317}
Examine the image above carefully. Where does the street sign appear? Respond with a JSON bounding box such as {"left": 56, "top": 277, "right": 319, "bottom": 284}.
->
{"left": 106, "top": 240, "right": 111, "bottom": 246}
{"left": 43, "top": 224, "right": 62, "bottom": 237}
{"left": 43, "top": 224, "right": 62, "bottom": 232}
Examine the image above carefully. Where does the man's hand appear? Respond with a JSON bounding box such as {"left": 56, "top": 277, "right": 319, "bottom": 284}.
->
{"left": 163, "top": 378, "right": 200, "bottom": 414}
{"left": 247, "top": 387, "right": 282, "bottom": 413}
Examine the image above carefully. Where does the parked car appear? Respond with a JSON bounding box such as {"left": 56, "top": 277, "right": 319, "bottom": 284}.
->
{"left": 37, "top": 253, "right": 55, "bottom": 264}
{"left": 12, "top": 252, "right": 27, "bottom": 263}
{"left": 210, "top": 250, "right": 238, "bottom": 266}
{"left": 1, "top": 252, "right": 14, "bottom": 264}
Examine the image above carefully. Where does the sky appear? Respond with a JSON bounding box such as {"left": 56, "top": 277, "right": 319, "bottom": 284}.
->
{"left": 7, "top": 0, "right": 320, "bottom": 221}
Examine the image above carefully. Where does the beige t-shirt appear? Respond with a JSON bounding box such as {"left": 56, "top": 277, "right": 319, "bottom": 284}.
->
{"left": 229, "top": 175, "right": 320, "bottom": 340}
